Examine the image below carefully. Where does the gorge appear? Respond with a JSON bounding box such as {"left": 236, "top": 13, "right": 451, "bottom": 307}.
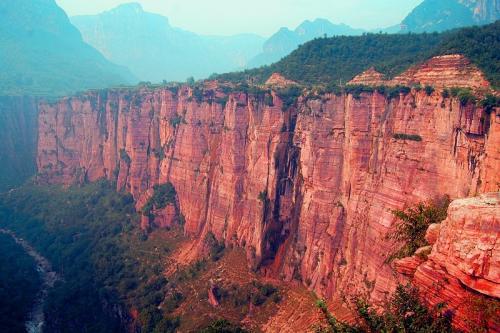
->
{"left": 35, "top": 54, "right": 500, "bottom": 331}
{"left": 0, "top": 1, "right": 499, "bottom": 330}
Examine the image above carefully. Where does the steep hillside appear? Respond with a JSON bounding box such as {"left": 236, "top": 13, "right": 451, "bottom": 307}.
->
{"left": 36, "top": 54, "right": 500, "bottom": 331}
{"left": 248, "top": 19, "right": 364, "bottom": 68}
{"left": 0, "top": 0, "right": 134, "bottom": 96}
{"left": 0, "top": 97, "right": 39, "bottom": 192}
{"left": 71, "top": 3, "right": 265, "bottom": 82}
{"left": 217, "top": 21, "right": 500, "bottom": 88}
{"left": 401, "top": 0, "right": 500, "bottom": 32}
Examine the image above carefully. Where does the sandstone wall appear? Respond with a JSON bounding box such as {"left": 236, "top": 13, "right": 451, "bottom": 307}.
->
{"left": 396, "top": 193, "right": 499, "bottom": 331}
{"left": 37, "top": 80, "right": 499, "bottom": 306}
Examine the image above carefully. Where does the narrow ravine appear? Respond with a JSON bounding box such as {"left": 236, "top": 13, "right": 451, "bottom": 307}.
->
{"left": 0, "top": 229, "right": 60, "bottom": 333}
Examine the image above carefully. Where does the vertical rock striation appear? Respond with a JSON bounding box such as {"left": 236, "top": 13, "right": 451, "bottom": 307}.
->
{"left": 37, "top": 56, "right": 500, "bottom": 322}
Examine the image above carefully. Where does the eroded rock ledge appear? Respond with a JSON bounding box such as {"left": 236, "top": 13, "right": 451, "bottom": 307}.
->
{"left": 395, "top": 193, "right": 499, "bottom": 331}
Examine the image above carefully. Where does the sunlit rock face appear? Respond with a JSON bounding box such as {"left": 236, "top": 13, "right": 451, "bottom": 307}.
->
{"left": 396, "top": 193, "right": 499, "bottom": 331}
{"left": 37, "top": 56, "right": 500, "bottom": 325}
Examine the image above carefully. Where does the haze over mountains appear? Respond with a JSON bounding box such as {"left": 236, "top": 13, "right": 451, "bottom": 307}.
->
{"left": 71, "top": 3, "right": 265, "bottom": 82}
{"left": 70, "top": 0, "right": 500, "bottom": 83}
{"left": 401, "top": 0, "right": 500, "bottom": 32}
{"left": 0, "top": 0, "right": 498, "bottom": 95}
{"left": 0, "top": 0, "right": 134, "bottom": 96}
{"left": 247, "top": 19, "right": 365, "bottom": 68}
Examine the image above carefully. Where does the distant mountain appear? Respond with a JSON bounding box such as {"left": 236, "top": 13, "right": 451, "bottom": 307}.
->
{"left": 216, "top": 21, "right": 500, "bottom": 88}
{"left": 71, "top": 3, "right": 265, "bottom": 82}
{"left": 247, "top": 18, "right": 365, "bottom": 68}
{"left": 0, "top": 0, "right": 134, "bottom": 96}
{"left": 400, "top": 0, "right": 500, "bottom": 32}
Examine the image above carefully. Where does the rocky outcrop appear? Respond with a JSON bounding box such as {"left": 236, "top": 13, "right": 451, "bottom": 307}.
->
{"left": 37, "top": 57, "right": 500, "bottom": 320}
{"left": 397, "top": 193, "right": 500, "bottom": 331}
{"left": 265, "top": 73, "right": 298, "bottom": 87}
{"left": 392, "top": 54, "right": 491, "bottom": 89}
{"left": 348, "top": 68, "right": 386, "bottom": 86}
{"left": 349, "top": 54, "right": 491, "bottom": 89}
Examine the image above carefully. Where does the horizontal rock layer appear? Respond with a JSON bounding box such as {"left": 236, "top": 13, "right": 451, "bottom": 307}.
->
{"left": 395, "top": 193, "right": 500, "bottom": 331}
{"left": 37, "top": 80, "right": 500, "bottom": 311}
{"left": 349, "top": 54, "right": 491, "bottom": 89}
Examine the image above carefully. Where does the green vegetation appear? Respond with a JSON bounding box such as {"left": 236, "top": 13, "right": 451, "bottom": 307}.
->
{"left": 450, "top": 87, "right": 477, "bottom": 106}
{"left": 119, "top": 148, "right": 131, "bottom": 165}
{"left": 205, "top": 232, "right": 226, "bottom": 262}
{"left": 466, "top": 295, "right": 500, "bottom": 332}
{"left": 0, "top": 233, "right": 41, "bottom": 333}
{"left": 258, "top": 190, "right": 269, "bottom": 203}
{"left": 315, "top": 284, "right": 453, "bottom": 333}
{"left": 276, "top": 86, "right": 302, "bottom": 110}
{"left": 387, "top": 196, "right": 450, "bottom": 261}
{"left": 215, "top": 96, "right": 229, "bottom": 109}
{"left": 138, "top": 307, "right": 180, "bottom": 333}
{"left": 344, "top": 85, "right": 375, "bottom": 100}
{"left": 376, "top": 85, "right": 412, "bottom": 100}
{"left": 141, "top": 182, "right": 177, "bottom": 216}
{"left": 315, "top": 299, "right": 361, "bottom": 332}
{"left": 393, "top": 133, "right": 423, "bottom": 142}
{"left": 199, "top": 319, "right": 248, "bottom": 333}
{"left": 0, "top": 181, "right": 186, "bottom": 332}
{"left": 192, "top": 87, "right": 205, "bottom": 103}
{"left": 479, "top": 94, "right": 500, "bottom": 113}
{"left": 217, "top": 32, "right": 443, "bottom": 86}
{"left": 215, "top": 281, "right": 281, "bottom": 309}
{"left": 169, "top": 115, "right": 184, "bottom": 128}
{"left": 264, "top": 94, "right": 274, "bottom": 107}
{"left": 424, "top": 85, "right": 435, "bottom": 96}
{"left": 216, "top": 21, "right": 500, "bottom": 88}
{"left": 356, "top": 284, "right": 453, "bottom": 333}
{"left": 344, "top": 84, "right": 414, "bottom": 100}
{"left": 436, "top": 21, "right": 500, "bottom": 89}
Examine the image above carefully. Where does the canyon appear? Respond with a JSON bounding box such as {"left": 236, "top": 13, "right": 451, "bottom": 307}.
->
{"left": 36, "top": 55, "right": 499, "bottom": 330}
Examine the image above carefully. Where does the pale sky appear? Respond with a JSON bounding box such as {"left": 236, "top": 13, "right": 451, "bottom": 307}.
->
{"left": 56, "top": 0, "right": 424, "bottom": 36}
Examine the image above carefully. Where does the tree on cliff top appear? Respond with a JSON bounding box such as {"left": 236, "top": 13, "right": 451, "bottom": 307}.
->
{"left": 387, "top": 196, "right": 450, "bottom": 261}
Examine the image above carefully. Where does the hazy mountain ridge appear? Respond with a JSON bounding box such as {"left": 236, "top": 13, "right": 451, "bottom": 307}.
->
{"left": 401, "top": 0, "right": 500, "bottom": 32}
{"left": 0, "top": 0, "right": 135, "bottom": 96}
{"left": 247, "top": 18, "right": 365, "bottom": 68}
{"left": 250, "top": 0, "right": 500, "bottom": 68}
{"left": 217, "top": 20, "right": 500, "bottom": 89}
{"left": 71, "top": 3, "right": 265, "bottom": 82}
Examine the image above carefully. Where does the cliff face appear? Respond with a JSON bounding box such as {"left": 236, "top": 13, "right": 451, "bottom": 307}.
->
{"left": 37, "top": 57, "right": 500, "bottom": 323}
{"left": 396, "top": 193, "right": 500, "bottom": 331}
{"left": 462, "top": 0, "right": 500, "bottom": 23}
{"left": 0, "top": 96, "right": 39, "bottom": 192}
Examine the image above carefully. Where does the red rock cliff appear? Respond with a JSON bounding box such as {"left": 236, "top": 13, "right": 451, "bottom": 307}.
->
{"left": 37, "top": 57, "right": 500, "bottom": 325}
{"left": 396, "top": 193, "right": 500, "bottom": 331}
